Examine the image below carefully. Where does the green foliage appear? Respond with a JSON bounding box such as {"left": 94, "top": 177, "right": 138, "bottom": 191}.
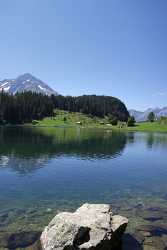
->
{"left": 32, "top": 120, "right": 39, "bottom": 125}
{"left": 111, "top": 118, "right": 118, "bottom": 126}
{"left": 51, "top": 95, "right": 129, "bottom": 122}
{"left": 127, "top": 121, "right": 167, "bottom": 132}
{"left": 0, "top": 92, "right": 129, "bottom": 124}
{"left": 127, "top": 116, "right": 136, "bottom": 127}
{"left": 148, "top": 112, "right": 155, "bottom": 122}
{"left": 63, "top": 117, "right": 67, "bottom": 122}
{"left": 0, "top": 91, "right": 54, "bottom": 124}
{"left": 158, "top": 116, "right": 167, "bottom": 125}
{"left": 108, "top": 114, "right": 118, "bottom": 125}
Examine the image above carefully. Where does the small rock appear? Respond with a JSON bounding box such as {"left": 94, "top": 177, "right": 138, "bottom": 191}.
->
{"left": 144, "top": 236, "right": 166, "bottom": 250}
{"left": 46, "top": 208, "right": 52, "bottom": 213}
{"left": 140, "top": 231, "right": 151, "bottom": 237}
{"left": 138, "top": 224, "right": 167, "bottom": 237}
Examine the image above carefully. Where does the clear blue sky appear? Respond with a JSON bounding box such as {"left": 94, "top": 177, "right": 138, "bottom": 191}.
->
{"left": 0, "top": 0, "right": 167, "bottom": 110}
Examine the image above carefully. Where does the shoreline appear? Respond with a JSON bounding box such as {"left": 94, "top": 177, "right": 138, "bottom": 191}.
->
{"left": 1, "top": 123, "right": 167, "bottom": 133}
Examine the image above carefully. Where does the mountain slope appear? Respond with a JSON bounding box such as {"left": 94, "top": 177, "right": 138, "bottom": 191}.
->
{"left": 0, "top": 73, "right": 58, "bottom": 96}
{"left": 129, "top": 107, "right": 167, "bottom": 121}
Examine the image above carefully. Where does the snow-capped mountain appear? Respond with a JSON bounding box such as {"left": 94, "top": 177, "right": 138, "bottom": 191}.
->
{"left": 0, "top": 73, "right": 58, "bottom": 96}
{"left": 129, "top": 107, "right": 167, "bottom": 121}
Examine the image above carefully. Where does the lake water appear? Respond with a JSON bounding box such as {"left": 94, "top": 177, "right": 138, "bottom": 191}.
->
{"left": 0, "top": 127, "right": 167, "bottom": 249}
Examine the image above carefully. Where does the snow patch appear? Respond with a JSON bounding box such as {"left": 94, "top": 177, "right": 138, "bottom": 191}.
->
{"left": 0, "top": 82, "right": 8, "bottom": 87}
{"left": 0, "top": 156, "right": 9, "bottom": 167}
{"left": 38, "top": 85, "right": 45, "bottom": 91}
{"left": 3, "top": 86, "right": 10, "bottom": 92}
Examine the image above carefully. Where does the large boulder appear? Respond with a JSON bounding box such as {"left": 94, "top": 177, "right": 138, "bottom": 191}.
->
{"left": 41, "top": 203, "right": 128, "bottom": 250}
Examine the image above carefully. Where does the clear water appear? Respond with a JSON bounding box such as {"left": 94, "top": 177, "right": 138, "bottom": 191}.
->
{"left": 0, "top": 127, "right": 167, "bottom": 247}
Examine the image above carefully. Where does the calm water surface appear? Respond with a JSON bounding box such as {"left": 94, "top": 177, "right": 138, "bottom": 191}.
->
{"left": 0, "top": 127, "right": 167, "bottom": 247}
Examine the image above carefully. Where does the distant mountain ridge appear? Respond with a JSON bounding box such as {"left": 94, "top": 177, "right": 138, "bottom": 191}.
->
{"left": 129, "top": 107, "right": 167, "bottom": 121}
{"left": 0, "top": 73, "right": 58, "bottom": 96}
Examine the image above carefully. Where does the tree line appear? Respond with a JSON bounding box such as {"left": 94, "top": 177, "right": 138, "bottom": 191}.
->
{"left": 51, "top": 95, "right": 129, "bottom": 121}
{"left": 0, "top": 91, "right": 54, "bottom": 124}
{"left": 0, "top": 92, "right": 129, "bottom": 124}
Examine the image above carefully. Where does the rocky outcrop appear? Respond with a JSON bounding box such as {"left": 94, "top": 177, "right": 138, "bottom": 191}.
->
{"left": 41, "top": 203, "right": 128, "bottom": 250}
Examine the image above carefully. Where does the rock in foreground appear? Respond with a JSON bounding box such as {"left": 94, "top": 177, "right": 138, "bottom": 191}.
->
{"left": 41, "top": 203, "right": 128, "bottom": 250}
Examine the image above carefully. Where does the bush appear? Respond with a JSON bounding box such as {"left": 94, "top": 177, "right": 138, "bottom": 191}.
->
{"left": 111, "top": 117, "right": 118, "bottom": 126}
{"left": 32, "top": 120, "right": 39, "bottom": 125}
{"left": 158, "top": 116, "right": 167, "bottom": 125}
{"left": 127, "top": 116, "right": 135, "bottom": 127}
{"left": 63, "top": 117, "right": 67, "bottom": 122}
{"left": 108, "top": 114, "right": 118, "bottom": 125}
{"left": 148, "top": 112, "right": 155, "bottom": 122}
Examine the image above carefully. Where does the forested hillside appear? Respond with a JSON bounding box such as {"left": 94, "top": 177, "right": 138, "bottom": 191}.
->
{"left": 0, "top": 92, "right": 54, "bottom": 124}
{"left": 0, "top": 92, "right": 129, "bottom": 124}
{"left": 51, "top": 95, "right": 129, "bottom": 121}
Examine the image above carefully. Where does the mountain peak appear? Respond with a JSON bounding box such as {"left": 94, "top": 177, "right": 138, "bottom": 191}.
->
{"left": 20, "top": 72, "right": 33, "bottom": 77}
{"left": 129, "top": 107, "right": 167, "bottom": 121}
{"left": 18, "top": 73, "right": 34, "bottom": 79}
{"left": 0, "top": 73, "right": 58, "bottom": 96}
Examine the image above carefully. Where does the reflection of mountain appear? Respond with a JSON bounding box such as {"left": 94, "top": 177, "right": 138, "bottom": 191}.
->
{"left": 0, "top": 155, "right": 49, "bottom": 174}
{"left": 0, "top": 127, "right": 127, "bottom": 174}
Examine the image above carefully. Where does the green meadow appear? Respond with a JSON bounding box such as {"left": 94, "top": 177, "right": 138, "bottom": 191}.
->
{"left": 30, "top": 110, "right": 167, "bottom": 133}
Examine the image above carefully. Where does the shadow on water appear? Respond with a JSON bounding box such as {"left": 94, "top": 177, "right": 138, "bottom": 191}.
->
{"left": 0, "top": 127, "right": 128, "bottom": 174}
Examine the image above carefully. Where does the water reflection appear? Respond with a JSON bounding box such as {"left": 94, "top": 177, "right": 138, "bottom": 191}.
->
{"left": 0, "top": 127, "right": 128, "bottom": 174}
{"left": 0, "top": 128, "right": 167, "bottom": 250}
{"left": 146, "top": 132, "right": 167, "bottom": 149}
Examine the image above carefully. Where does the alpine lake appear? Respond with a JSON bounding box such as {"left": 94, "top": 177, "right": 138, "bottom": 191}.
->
{"left": 0, "top": 126, "right": 167, "bottom": 249}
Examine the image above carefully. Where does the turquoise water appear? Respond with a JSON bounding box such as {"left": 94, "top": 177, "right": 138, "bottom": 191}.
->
{"left": 0, "top": 127, "right": 167, "bottom": 248}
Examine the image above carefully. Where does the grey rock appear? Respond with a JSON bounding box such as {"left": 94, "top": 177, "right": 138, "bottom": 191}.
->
{"left": 41, "top": 203, "right": 128, "bottom": 250}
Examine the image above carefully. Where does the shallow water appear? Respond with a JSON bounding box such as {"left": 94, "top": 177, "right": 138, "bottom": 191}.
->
{"left": 0, "top": 127, "right": 167, "bottom": 249}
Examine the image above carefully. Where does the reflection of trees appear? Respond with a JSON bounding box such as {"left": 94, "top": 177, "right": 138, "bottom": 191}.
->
{"left": 146, "top": 133, "right": 154, "bottom": 148}
{"left": 146, "top": 133, "right": 167, "bottom": 149}
{"left": 126, "top": 132, "right": 135, "bottom": 144}
{"left": 0, "top": 127, "right": 127, "bottom": 174}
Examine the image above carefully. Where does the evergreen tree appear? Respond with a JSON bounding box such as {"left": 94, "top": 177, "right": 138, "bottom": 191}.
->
{"left": 148, "top": 112, "right": 155, "bottom": 122}
{"left": 0, "top": 92, "right": 129, "bottom": 124}
{"left": 127, "top": 116, "right": 136, "bottom": 127}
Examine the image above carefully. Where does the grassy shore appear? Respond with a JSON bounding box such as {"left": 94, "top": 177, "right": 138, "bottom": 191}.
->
{"left": 127, "top": 122, "right": 167, "bottom": 133}
{"left": 30, "top": 110, "right": 167, "bottom": 133}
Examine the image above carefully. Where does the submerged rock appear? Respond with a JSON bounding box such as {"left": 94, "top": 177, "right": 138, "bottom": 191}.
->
{"left": 0, "top": 231, "right": 41, "bottom": 249}
{"left": 122, "top": 233, "right": 143, "bottom": 250}
{"left": 41, "top": 203, "right": 128, "bottom": 250}
{"left": 138, "top": 224, "right": 167, "bottom": 237}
